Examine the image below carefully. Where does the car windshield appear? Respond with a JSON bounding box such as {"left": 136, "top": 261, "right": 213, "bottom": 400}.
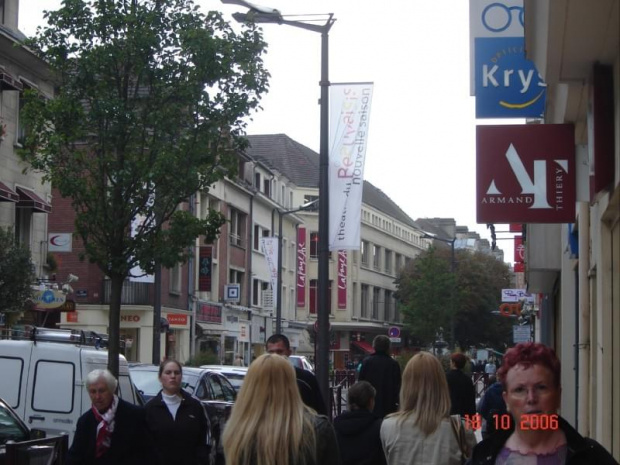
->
{"left": 0, "top": 405, "right": 28, "bottom": 445}
{"left": 130, "top": 370, "right": 162, "bottom": 397}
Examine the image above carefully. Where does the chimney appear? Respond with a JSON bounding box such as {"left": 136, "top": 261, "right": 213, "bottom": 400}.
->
{"left": 1, "top": 0, "right": 20, "bottom": 33}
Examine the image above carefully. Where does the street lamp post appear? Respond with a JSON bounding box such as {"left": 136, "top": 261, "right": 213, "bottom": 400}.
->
{"left": 275, "top": 199, "right": 319, "bottom": 335}
{"left": 422, "top": 232, "right": 457, "bottom": 347}
{"left": 222, "top": 1, "right": 335, "bottom": 403}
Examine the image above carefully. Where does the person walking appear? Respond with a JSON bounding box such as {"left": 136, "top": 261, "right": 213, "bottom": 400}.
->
{"left": 380, "top": 352, "right": 477, "bottom": 465}
{"left": 222, "top": 353, "right": 341, "bottom": 465}
{"left": 358, "top": 335, "right": 401, "bottom": 418}
{"left": 333, "top": 381, "right": 386, "bottom": 465}
{"left": 446, "top": 352, "right": 477, "bottom": 417}
{"left": 66, "top": 369, "right": 156, "bottom": 465}
{"left": 144, "top": 359, "right": 211, "bottom": 465}
{"left": 266, "top": 334, "right": 327, "bottom": 414}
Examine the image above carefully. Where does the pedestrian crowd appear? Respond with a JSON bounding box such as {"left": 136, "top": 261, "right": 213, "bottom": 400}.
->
{"left": 65, "top": 338, "right": 618, "bottom": 465}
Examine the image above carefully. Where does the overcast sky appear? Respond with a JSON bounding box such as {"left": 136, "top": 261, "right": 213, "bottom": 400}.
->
{"left": 19, "top": 0, "right": 517, "bottom": 264}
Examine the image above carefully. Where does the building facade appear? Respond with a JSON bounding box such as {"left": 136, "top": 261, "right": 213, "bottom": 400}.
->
{"left": 523, "top": 0, "right": 619, "bottom": 458}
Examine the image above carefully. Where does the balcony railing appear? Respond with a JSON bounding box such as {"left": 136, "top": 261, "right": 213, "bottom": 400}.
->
{"left": 103, "top": 280, "right": 152, "bottom": 305}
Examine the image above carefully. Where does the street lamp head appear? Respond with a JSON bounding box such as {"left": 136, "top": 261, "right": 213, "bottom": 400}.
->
{"left": 221, "top": 0, "right": 281, "bottom": 16}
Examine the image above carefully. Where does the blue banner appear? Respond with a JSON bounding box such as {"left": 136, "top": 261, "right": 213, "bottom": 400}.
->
{"left": 475, "top": 37, "right": 546, "bottom": 118}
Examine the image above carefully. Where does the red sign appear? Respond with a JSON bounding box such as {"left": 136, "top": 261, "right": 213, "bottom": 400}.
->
{"left": 198, "top": 246, "right": 212, "bottom": 292}
{"left": 296, "top": 227, "right": 307, "bottom": 307}
{"left": 167, "top": 314, "right": 188, "bottom": 326}
{"left": 509, "top": 223, "right": 522, "bottom": 232}
{"left": 476, "top": 124, "right": 575, "bottom": 223}
{"left": 337, "top": 250, "right": 347, "bottom": 309}
{"left": 514, "top": 262, "right": 525, "bottom": 272}
{"left": 67, "top": 312, "right": 78, "bottom": 323}
{"left": 197, "top": 303, "right": 221, "bottom": 324}
{"left": 514, "top": 236, "right": 525, "bottom": 263}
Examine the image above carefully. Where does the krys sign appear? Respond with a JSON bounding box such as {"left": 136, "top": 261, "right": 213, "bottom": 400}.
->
{"left": 476, "top": 124, "right": 575, "bottom": 223}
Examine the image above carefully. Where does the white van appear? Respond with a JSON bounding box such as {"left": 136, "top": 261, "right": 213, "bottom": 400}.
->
{"left": 0, "top": 327, "right": 140, "bottom": 443}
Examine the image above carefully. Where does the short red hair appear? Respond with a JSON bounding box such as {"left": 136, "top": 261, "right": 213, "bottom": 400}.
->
{"left": 497, "top": 342, "right": 561, "bottom": 388}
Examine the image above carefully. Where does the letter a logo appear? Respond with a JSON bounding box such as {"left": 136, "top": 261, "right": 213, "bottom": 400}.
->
{"left": 486, "top": 144, "right": 552, "bottom": 209}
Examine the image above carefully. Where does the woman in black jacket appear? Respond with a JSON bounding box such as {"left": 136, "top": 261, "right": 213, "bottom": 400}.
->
{"left": 145, "top": 359, "right": 211, "bottom": 465}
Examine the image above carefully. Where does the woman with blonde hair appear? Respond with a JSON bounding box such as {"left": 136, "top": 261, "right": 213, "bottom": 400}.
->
{"left": 222, "top": 353, "right": 340, "bottom": 465}
{"left": 380, "top": 352, "right": 476, "bottom": 465}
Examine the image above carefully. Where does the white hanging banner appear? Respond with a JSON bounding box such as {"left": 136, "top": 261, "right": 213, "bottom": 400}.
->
{"left": 259, "top": 237, "right": 279, "bottom": 308}
{"left": 328, "top": 82, "right": 373, "bottom": 251}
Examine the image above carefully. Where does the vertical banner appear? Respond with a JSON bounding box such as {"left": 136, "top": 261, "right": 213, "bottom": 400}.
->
{"left": 328, "top": 82, "right": 374, "bottom": 251}
{"left": 296, "top": 227, "right": 307, "bottom": 307}
{"left": 337, "top": 250, "right": 347, "bottom": 309}
{"left": 198, "top": 246, "right": 213, "bottom": 292}
{"left": 514, "top": 235, "right": 524, "bottom": 263}
{"left": 259, "top": 237, "right": 279, "bottom": 309}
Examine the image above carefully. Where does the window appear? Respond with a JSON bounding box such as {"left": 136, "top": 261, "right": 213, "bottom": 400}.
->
{"left": 169, "top": 262, "right": 182, "bottom": 294}
{"left": 372, "top": 288, "right": 381, "bottom": 320}
{"left": 14, "top": 208, "right": 32, "bottom": 249}
{"left": 361, "top": 284, "right": 369, "bottom": 318}
{"left": 282, "top": 238, "right": 288, "bottom": 269}
{"left": 254, "top": 172, "right": 261, "bottom": 190}
{"left": 385, "top": 290, "right": 393, "bottom": 321}
{"left": 263, "top": 178, "right": 271, "bottom": 197}
{"left": 230, "top": 208, "right": 246, "bottom": 248}
{"left": 310, "top": 232, "right": 319, "bottom": 259}
{"left": 361, "top": 241, "right": 369, "bottom": 266}
{"left": 253, "top": 224, "right": 270, "bottom": 251}
{"left": 309, "top": 279, "right": 332, "bottom": 315}
{"left": 373, "top": 245, "right": 381, "bottom": 270}
{"left": 395, "top": 253, "right": 402, "bottom": 273}
{"left": 385, "top": 249, "right": 392, "bottom": 274}
{"left": 252, "top": 279, "right": 270, "bottom": 307}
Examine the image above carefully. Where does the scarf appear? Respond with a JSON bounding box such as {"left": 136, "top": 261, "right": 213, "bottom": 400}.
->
{"left": 91, "top": 395, "right": 119, "bottom": 458}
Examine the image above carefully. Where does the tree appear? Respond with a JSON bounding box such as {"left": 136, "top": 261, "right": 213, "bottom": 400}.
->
{"left": 0, "top": 228, "right": 36, "bottom": 318}
{"left": 396, "top": 247, "right": 512, "bottom": 351}
{"left": 19, "top": 0, "right": 270, "bottom": 376}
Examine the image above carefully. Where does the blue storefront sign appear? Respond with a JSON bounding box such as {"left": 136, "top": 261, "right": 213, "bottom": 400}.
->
{"left": 475, "top": 36, "right": 546, "bottom": 118}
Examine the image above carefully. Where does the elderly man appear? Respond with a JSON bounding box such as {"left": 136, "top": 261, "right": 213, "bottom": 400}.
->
{"left": 67, "top": 369, "right": 156, "bottom": 465}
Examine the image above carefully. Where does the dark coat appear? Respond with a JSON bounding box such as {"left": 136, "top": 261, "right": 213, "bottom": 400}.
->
{"left": 313, "top": 413, "right": 343, "bottom": 465}
{"left": 477, "top": 381, "right": 506, "bottom": 437}
{"left": 358, "top": 352, "right": 401, "bottom": 418}
{"left": 333, "top": 409, "right": 386, "bottom": 465}
{"left": 66, "top": 398, "right": 156, "bottom": 465}
{"left": 296, "top": 366, "right": 327, "bottom": 415}
{"left": 468, "top": 415, "right": 619, "bottom": 465}
{"left": 145, "top": 390, "right": 211, "bottom": 465}
{"left": 446, "top": 368, "right": 477, "bottom": 417}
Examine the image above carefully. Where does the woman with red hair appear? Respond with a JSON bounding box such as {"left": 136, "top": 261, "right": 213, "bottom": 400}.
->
{"left": 469, "top": 342, "right": 618, "bottom": 464}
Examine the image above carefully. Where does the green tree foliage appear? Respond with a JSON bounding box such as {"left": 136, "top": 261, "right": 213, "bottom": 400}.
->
{"left": 396, "top": 247, "right": 513, "bottom": 351}
{"left": 19, "top": 0, "right": 269, "bottom": 375}
{"left": 0, "top": 228, "right": 36, "bottom": 314}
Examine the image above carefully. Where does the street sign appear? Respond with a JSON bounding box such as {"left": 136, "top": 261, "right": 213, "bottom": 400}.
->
{"left": 388, "top": 326, "right": 400, "bottom": 338}
{"left": 389, "top": 337, "right": 401, "bottom": 343}
{"left": 513, "top": 325, "right": 531, "bottom": 343}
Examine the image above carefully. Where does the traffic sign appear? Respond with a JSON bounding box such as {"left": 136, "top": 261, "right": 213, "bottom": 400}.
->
{"left": 388, "top": 326, "right": 400, "bottom": 338}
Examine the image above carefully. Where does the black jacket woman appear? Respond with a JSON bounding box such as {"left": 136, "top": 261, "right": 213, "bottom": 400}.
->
{"left": 145, "top": 359, "right": 211, "bottom": 465}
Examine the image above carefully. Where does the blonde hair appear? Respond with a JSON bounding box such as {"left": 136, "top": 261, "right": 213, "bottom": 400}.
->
{"left": 222, "top": 354, "right": 316, "bottom": 465}
{"left": 393, "top": 352, "right": 450, "bottom": 435}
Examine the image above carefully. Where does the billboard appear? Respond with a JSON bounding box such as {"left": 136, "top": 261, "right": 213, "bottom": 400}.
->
{"left": 476, "top": 124, "right": 575, "bottom": 223}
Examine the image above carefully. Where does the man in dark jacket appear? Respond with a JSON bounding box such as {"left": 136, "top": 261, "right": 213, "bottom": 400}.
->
{"left": 358, "top": 335, "right": 401, "bottom": 418}
{"left": 334, "top": 381, "right": 386, "bottom": 465}
{"left": 446, "top": 352, "right": 477, "bottom": 417}
{"left": 66, "top": 369, "right": 157, "bottom": 465}
{"left": 477, "top": 376, "right": 506, "bottom": 439}
{"left": 266, "top": 334, "right": 327, "bottom": 415}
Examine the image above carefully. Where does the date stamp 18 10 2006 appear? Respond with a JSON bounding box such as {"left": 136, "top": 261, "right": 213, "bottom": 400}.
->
{"left": 463, "top": 413, "right": 559, "bottom": 431}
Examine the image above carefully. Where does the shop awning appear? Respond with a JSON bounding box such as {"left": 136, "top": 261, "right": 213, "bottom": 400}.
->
{"left": 16, "top": 187, "right": 51, "bottom": 213}
{"left": 351, "top": 340, "right": 375, "bottom": 354}
{"left": 196, "top": 322, "right": 224, "bottom": 335}
{"left": 0, "top": 181, "right": 19, "bottom": 202}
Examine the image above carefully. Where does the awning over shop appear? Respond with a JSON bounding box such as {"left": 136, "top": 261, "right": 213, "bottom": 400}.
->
{"left": 351, "top": 340, "right": 374, "bottom": 354}
{"left": 0, "top": 181, "right": 19, "bottom": 202}
{"left": 196, "top": 322, "right": 224, "bottom": 335}
{"left": 16, "top": 187, "right": 51, "bottom": 213}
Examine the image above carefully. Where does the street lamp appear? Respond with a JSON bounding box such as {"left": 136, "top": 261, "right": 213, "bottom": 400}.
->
{"left": 275, "top": 199, "right": 319, "bottom": 335}
{"left": 223, "top": 0, "right": 335, "bottom": 406}
{"left": 421, "top": 232, "right": 457, "bottom": 347}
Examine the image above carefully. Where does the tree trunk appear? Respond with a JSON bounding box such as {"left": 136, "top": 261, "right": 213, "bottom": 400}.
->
{"left": 108, "top": 273, "right": 124, "bottom": 379}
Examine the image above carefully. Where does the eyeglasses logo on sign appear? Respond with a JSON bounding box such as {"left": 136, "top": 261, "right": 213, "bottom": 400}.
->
{"left": 476, "top": 124, "right": 575, "bottom": 224}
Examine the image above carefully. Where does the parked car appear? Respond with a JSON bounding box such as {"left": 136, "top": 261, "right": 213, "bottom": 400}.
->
{"left": 289, "top": 355, "right": 314, "bottom": 373}
{"left": 129, "top": 364, "right": 236, "bottom": 465}
{"left": 0, "top": 396, "right": 68, "bottom": 465}
{"left": 200, "top": 365, "right": 248, "bottom": 393}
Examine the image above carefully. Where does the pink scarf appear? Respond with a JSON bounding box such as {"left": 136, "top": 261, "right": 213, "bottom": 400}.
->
{"left": 91, "top": 395, "right": 118, "bottom": 458}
